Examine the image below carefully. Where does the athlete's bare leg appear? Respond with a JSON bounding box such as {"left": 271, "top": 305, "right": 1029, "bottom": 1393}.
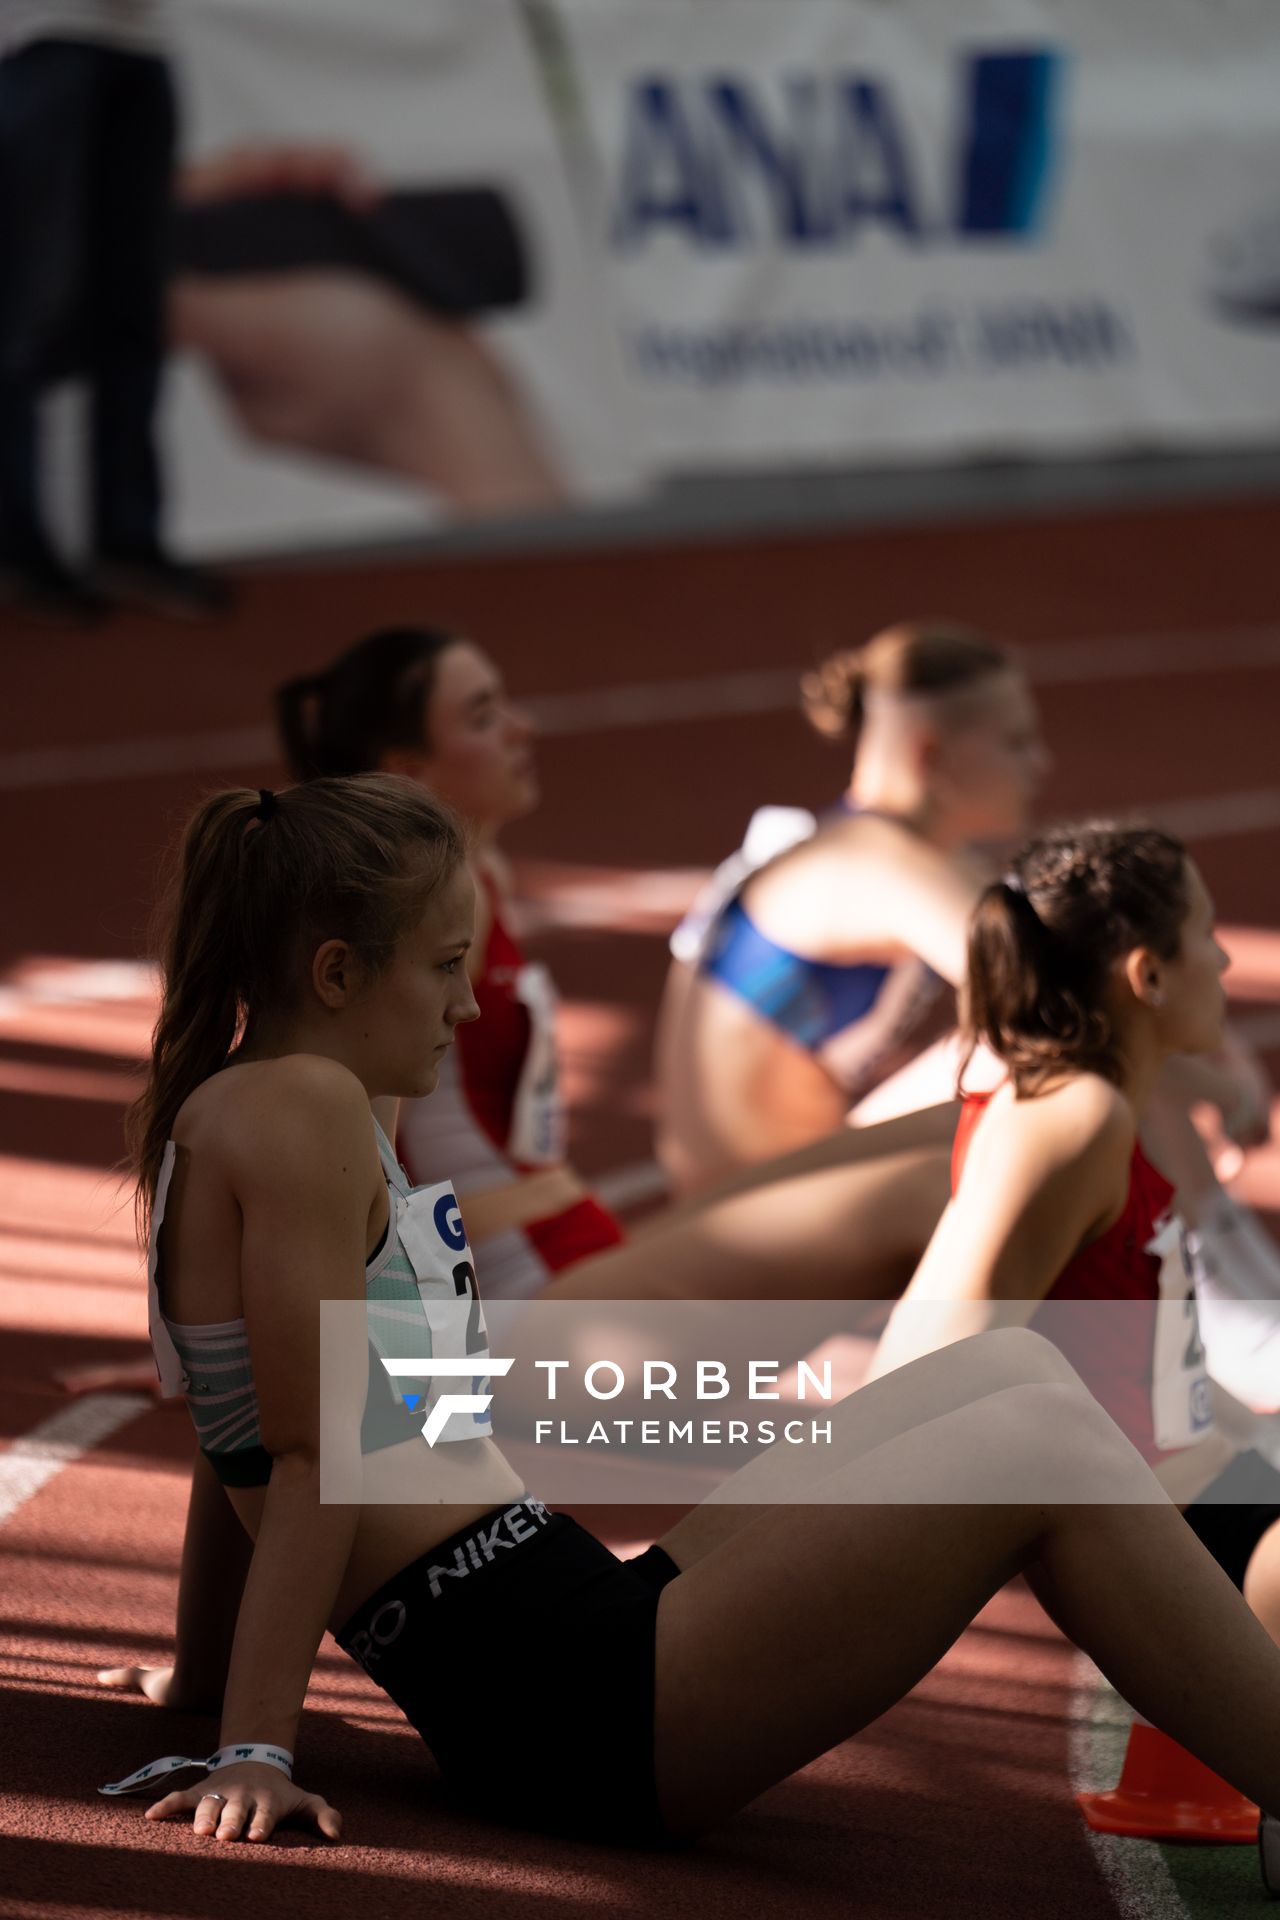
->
{"left": 1245, "top": 1518, "right": 1280, "bottom": 1644}
{"left": 543, "top": 1134, "right": 954, "bottom": 1303}
{"left": 649, "top": 1352, "right": 1280, "bottom": 1833}
{"left": 657, "top": 1326, "right": 1077, "bottom": 1563}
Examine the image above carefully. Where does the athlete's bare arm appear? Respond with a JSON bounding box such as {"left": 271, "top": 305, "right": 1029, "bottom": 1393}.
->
{"left": 172, "top": 1450, "right": 254, "bottom": 1707}
{"left": 644, "top": 1098, "right": 959, "bottom": 1234}
{"left": 544, "top": 1104, "right": 958, "bottom": 1304}
{"left": 1159, "top": 1025, "right": 1273, "bottom": 1153}
{"left": 144, "top": 1058, "right": 380, "bottom": 1842}
{"left": 96, "top": 1449, "right": 253, "bottom": 1713}
{"left": 868, "top": 1078, "right": 1134, "bottom": 1378}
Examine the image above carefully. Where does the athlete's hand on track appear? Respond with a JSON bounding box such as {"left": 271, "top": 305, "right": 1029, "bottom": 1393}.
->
{"left": 145, "top": 1761, "right": 342, "bottom": 1843}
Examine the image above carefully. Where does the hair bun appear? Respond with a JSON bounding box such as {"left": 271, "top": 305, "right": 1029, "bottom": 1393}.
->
{"left": 801, "top": 648, "right": 864, "bottom": 740}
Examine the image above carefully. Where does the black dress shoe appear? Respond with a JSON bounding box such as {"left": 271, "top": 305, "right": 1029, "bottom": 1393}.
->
{"left": 95, "top": 548, "right": 234, "bottom": 620}
{"left": 0, "top": 548, "right": 108, "bottom": 625}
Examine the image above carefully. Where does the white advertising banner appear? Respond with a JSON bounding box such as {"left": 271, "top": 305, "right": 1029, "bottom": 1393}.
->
{"left": 159, "top": 0, "right": 645, "bottom": 554}
{"left": 554, "top": 0, "right": 1280, "bottom": 471}
{"left": 69, "top": 0, "right": 1280, "bottom": 555}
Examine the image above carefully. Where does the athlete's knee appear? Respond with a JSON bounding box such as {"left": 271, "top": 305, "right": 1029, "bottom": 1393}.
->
{"left": 979, "top": 1380, "right": 1138, "bottom": 1502}
{"left": 1242, "top": 1518, "right": 1280, "bottom": 1641}
{"left": 974, "top": 1326, "right": 1083, "bottom": 1393}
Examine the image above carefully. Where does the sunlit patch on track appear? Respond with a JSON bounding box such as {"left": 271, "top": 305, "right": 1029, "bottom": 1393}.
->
{"left": 0, "top": 1396, "right": 150, "bottom": 1527}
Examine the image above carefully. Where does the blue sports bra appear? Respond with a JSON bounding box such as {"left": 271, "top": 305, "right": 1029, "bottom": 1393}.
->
{"left": 693, "top": 800, "right": 952, "bottom": 1095}
{"left": 701, "top": 894, "right": 894, "bottom": 1050}
{"left": 149, "top": 1120, "right": 493, "bottom": 1487}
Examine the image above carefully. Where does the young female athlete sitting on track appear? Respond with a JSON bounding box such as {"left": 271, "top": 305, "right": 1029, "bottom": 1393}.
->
{"left": 274, "top": 628, "right": 956, "bottom": 1303}
{"left": 870, "top": 822, "right": 1280, "bottom": 1634}
{"left": 655, "top": 623, "right": 1269, "bottom": 1195}
{"left": 655, "top": 622, "right": 1048, "bottom": 1190}
{"left": 96, "top": 775, "right": 1280, "bottom": 1868}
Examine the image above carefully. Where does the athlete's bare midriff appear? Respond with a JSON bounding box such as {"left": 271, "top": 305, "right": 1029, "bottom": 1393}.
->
{"left": 657, "top": 813, "right": 964, "bottom": 1189}
{"left": 657, "top": 968, "right": 849, "bottom": 1188}
{"left": 225, "top": 1447, "right": 526, "bottom": 1632}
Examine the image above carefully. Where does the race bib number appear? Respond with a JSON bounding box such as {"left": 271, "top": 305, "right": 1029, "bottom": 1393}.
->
{"left": 1146, "top": 1215, "right": 1215, "bottom": 1453}
{"left": 508, "top": 962, "right": 567, "bottom": 1168}
{"left": 391, "top": 1180, "right": 494, "bottom": 1441}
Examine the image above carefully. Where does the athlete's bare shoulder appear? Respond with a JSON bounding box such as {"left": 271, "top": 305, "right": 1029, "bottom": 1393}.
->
{"left": 958, "top": 1073, "right": 1135, "bottom": 1264}
{"left": 758, "top": 809, "right": 981, "bottom": 979}
{"left": 987, "top": 1071, "right": 1136, "bottom": 1170}
{"left": 175, "top": 1054, "right": 378, "bottom": 1178}
{"left": 750, "top": 807, "right": 887, "bottom": 902}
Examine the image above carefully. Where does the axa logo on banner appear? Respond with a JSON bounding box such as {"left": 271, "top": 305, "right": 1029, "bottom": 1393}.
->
{"left": 614, "top": 50, "right": 1064, "bottom": 248}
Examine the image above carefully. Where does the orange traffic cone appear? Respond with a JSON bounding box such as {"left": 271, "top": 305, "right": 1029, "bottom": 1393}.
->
{"left": 1078, "top": 1715, "right": 1259, "bottom": 1841}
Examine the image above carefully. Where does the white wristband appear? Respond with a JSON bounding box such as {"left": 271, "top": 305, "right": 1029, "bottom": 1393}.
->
{"left": 209, "top": 1742, "right": 294, "bottom": 1779}
{"left": 99, "top": 1743, "right": 294, "bottom": 1797}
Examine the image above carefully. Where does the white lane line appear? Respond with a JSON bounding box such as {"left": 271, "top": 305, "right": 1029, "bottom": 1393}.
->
{"left": 529, "top": 668, "right": 797, "bottom": 735}
{"left": 1135, "top": 788, "right": 1280, "bottom": 845}
{"left": 1029, "top": 625, "right": 1280, "bottom": 688}
{"left": 530, "top": 625, "right": 1280, "bottom": 736}
{"left": 4, "top": 623, "right": 1280, "bottom": 792}
{"left": 0, "top": 1394, "right": 150, "bottom": 1527}
{"left": 0, "top": 725, "right": 276, "bottom": 793}
{"left": 1069, "top": 1653, "right": 1189, "bottom": 1920}
{"left": 529, "top": 622, "right": 1280, "bottom": 733}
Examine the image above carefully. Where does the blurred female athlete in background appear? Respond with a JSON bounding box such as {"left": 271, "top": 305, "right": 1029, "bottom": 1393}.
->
{"left": 869, "top": 822, "right": 1280, "bottom": 1634}
{"left": 279, "top": 628, "right": 625, "bottom": 1298}
{"left": 655, "top": 623, "right": 1047, "bottom": 1191}
{"left": 656, "top": 623, "right": 1271, "bottom": 1189}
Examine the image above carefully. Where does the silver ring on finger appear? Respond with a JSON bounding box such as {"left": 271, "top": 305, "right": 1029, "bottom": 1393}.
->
{"left": 200, "top": 1791, "right": 227, "bottom": 1805}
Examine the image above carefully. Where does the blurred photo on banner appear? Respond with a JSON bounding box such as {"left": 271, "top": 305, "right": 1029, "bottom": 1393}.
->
{"left": 160, "top": 0, "right": 646, "bottom": 555}
{"left": 555, "top": 0, "right": 1280, "bottom": 474}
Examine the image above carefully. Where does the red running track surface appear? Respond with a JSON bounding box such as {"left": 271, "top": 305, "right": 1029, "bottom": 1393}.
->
{"left": 3, "top": 491, "right": 1280, "bottom": 1916}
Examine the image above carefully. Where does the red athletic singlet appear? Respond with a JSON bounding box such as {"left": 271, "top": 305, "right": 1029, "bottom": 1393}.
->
{"left": 461, "top": 881, "right": 547, "bottom": 1162}
{"left": 953, "top": 1091, "right": 1210, "bottom": 1463}
{"left": 398, "top": 875, "right": 624, "bottom": 1296}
